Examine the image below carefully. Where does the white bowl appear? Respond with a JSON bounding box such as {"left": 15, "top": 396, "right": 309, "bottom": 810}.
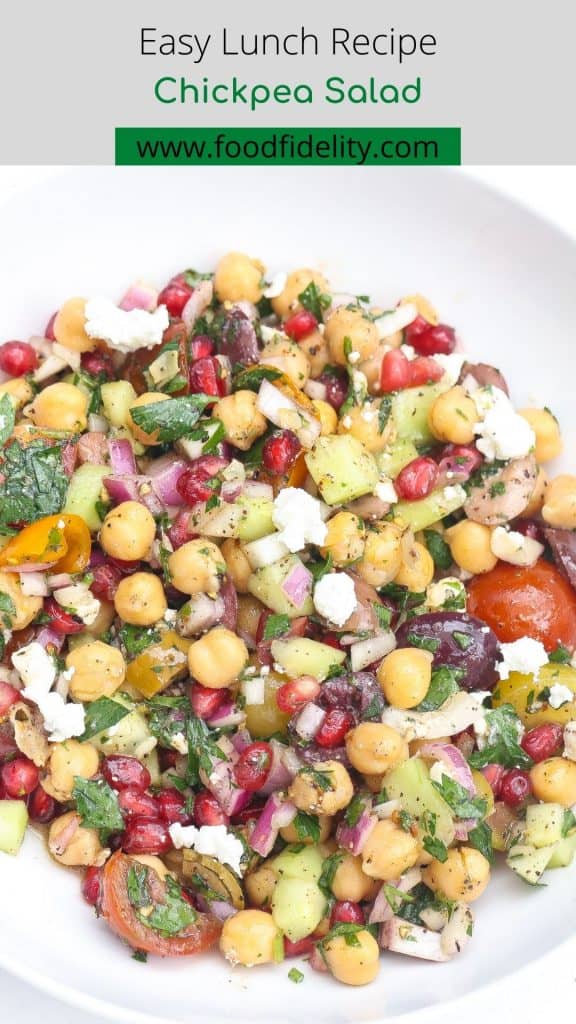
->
{"left": 0, "top": 167, "right": 575, "bottom": 1024}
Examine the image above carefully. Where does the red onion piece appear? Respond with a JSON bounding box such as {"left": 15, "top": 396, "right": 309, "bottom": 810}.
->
{"left": 219, "top": 575, "right": 238, "bottom": 631}
{"left": 368, "top": 867, "right": 422, "bottom": 925}
{"left": 281, "top": 562, "right": 313, "bottom": 608}
{"left": 309, "top": 946, "right": 329, "bottom": 974}
{"left": 206, "top": 700, "right": 245, "bottom": 730}
{"left": 201, "top": 753, "right": 251, "bottom": 817}
{"left": 241, "top": 480, "right": 274, "bottom": 501}
{"left": 182, "top": 279, "right": 213, "bottom": 332}
{"left": 249, "top": 793, "right": 297, "bottom": 857}
{"left": 380, "top": 918, "right": 450, "bottom": 961}
{"left": 104, "top": 474, "right": 166, "bottom": 516}
{"left": 2, "top": 561, "right": 54, "bottom": 574}
{"left": 336, "top": 804, "right": 377, "bottom": 856}
{"left": 119, "top": 282, "right": 158, "bottom": 312}
{"left": 260, "top": 739, "right": 296, "bottom": 795}
{"left": 419, "top": 742, "right": 475, "bottom": 795}
{"left": 294, "top": 702, "right": 326, "bottom": 741}
{"left": 108, "top": 438, "right": 137, "bottom": 476}
{"left": 35, "top": 626, "right": 65, "bottom": 652}
{"left": 148, "top": 455, "right": 189, "bottom": 506}
{"left": 177, "top": 593, "right": 225, "bottom": 636}
{"left": 18, "top": 572, "right": 49, "bottom": 596}
{"left": 230, "top": 729, "right": 252, "bottom": 754}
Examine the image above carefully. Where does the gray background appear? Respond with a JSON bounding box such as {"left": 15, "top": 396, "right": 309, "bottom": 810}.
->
{"left": 0, "top": 0, "right": 574, "bottom": 163}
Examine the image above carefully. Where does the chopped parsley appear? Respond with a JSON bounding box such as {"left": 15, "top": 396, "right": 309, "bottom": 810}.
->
{"left": 343, "top": 794, "right": 366, "bottom": 828}
{"left": 263, "top": 613, "right": 291, "bottom": 641}
{"left": 0, "top": 439, "right": 69, "bottom": 530}
{"left": 132, "top": 872, "right": 197, "bottom": 937}
{"left": 383, "top": 885, "right": 416, "bottom": 913}
{"left": 233, "top": 365, "right": 283, "bottom": 392}
{"left": 0, "top": 393, "right": 15, "bottom": 446}
{"left": 432, "top": 776, "right": 487, "bottom": 821}
{"left": 378, "top": 395, "right": 393, "bottom": 434}
{"left": 320, "top": 922, "right": 364, "bottom": 948}
{"left": 288, "top": 967, "right": 304, "bottom": 984}
{"left": 292, "top": 811, "right": 321, "bottom": 843}
{"left": 0, "top": 592, "right": 16, "bottom": 629}
{"left": 308, "top": 552, "right": 334, "bottom": 583}
{"left": 468, "top": 821, "right": 494, "bottom": 863}
{"left": 79, "top": 696, "right": 131, "bottom": 741}
{"left": 406, "top": 632, "right": 440, "bottom": 654}
{"left": 562, "top": 809, "right": 576, "bottom": 837}
{"left": 549, "top": 644, "right": 572, "bottom": 665}
{"left": 300, "top": 766, "right": 334, "bottom": 792}
{"left": 489, "top": 481, "right": 506, "bottom": 498}
{"left": 468, "top": 704, "right": 533, "bottom": 770}
{"left": 452, "top": 630, "right": 473, "bottom": 651}
{"left": 297, "top": 281, "right": 331, "bottom": 321}
{"left": 422, "top": 835, "right": 448, "bottom": 862}
{"left": 72, "top": 777, "right": 124, "bottom": 841}
{"left": 117, "top": 623, "right": 162, "bottom": 659}
{"left": 416, "top": 666, "right": 461, "bottom": 712}
{"left": 317, "top": 851, "right": 344, "bottom": 899}
{"left": 372, "top": 603, "right": 392, "bottom": 630}
{"left": 423, "top": 529, "right": 452, "bottom": 571}
{"left": 129, "top": 394, "right": 213, "bottom": 444}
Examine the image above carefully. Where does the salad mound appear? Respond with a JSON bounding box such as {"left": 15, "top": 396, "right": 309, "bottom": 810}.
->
{"left": 0, "top": 254, "right": 575, "bottom": 987}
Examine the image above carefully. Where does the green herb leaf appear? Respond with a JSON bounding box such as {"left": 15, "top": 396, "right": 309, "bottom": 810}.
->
{"left": 80, "top": 697, "right": 131, "bottom": 741}
{"left": 308, "top": 552, "right": 333, "bottom": 583}
{"left": 0, "top": 393, "right": 15, "bottom": 447}
{"left": 489, "top": 480, "right": 506, "bottom": 498}
{"left": 183, "top": 268, "right": 212, "bottom": 287}
{"left": 292, "top": 811, "right": 321, "bottom": 843}
{"left": 382, "top": 884, "right": 416, "bottom": 913}
{"left": 263, "top": 614, "right": 291, "bottom": 641}
{"left": 127, "top": 863, "right": 150, "bottom": 908}
{"left": 233, "top": 364, "right": 283, "bottom": 392}
{"left": 378, "top": 396, "right": 393, "bottom": 434}
{"left": 344, "top": 794, "right": 366, "bottom": 828}
{"left": 318, "top": 852, "right": 344, "bottom": 899}
{"left": 468, "top": 821, "right": 494, "bottom": 862}
{"left": 452, "top": 630, "right": 473, "bottom": 651}
{"left": 129, "top": 395, "right": 213, "bottom": 444}
{"left": 416, "top": 666, "right": 461, "bottom": 712}
{"left": 372, "top": 603, "right": 392, "bottom": 631}
{"left": 0, "top": 439, "right": 69, "bottom": 529}
{"left": 406, "top": 632, "right": 440, "bottom": 654}
{"left": 422, "top": 835, "right": 448, "bottom": 861}
{"left": 132, "top": 950, "right": 148, "bottom": 963}
{"left": 468, "top": 704, "right": 533, "bottom": 770}
{"left": 0, "top": 592, "right": 16, "bottom": 629}
{"left": 549, "top": 644, "right": 572, "bottom": 665}
{"left": 288, "top": 967, "right": 304, "bottom": 984}
{"left": 562, "top": 808, "right": 576, "bottom": 838}
{"left": 138, "top": 875, "right": 197, "bottom": 937}
{"left": 146, "top": 695, "right": 189, "bottom": 750}
{"left": 432, "top": 776, "right": 487, "bottom": 821}
{"left": 300, "top": 766, "right": 335, "bottom": 792}
{"left": 423, "top": 529, "right": 453, "bottom": 571}
{"left": 321, "top": 922, "right": 364, "bottom": 948}
{"left": 298, "top": 282, "right": 331, "bottom": 321}
{"left": 72, "top": 777, "right": 124, "bottom": 841}
{"left": 185, "top": 713, "right": 227, "bottom": 787}
{"left": 399, "top": 810, "right": 415, "bottom": 832}
{"left": 117, "top": 623, "right": 162, "bottom": 659}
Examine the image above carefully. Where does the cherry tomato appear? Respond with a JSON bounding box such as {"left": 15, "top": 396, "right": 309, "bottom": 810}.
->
{"left": 521, "top": 723, "right": 563, "bottom": 762}
{"left": 44, "top": 597, "right": 84, "bottom": 635}
{"left": 101, "top": 851, "right": 221, "bottom": 956}
{"left": 0, "top": 513, "right": 91, "bottom": 573}
{"left": 233, "top": 742, "right": 273, "bottom": 792}
{"left": 467, "top": 560, "right": 576, "bottom": 652}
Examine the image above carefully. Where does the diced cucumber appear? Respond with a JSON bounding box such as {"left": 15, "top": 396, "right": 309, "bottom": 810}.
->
{"left": 64, "top": 464, "right": 110, "bottom": 531}
{"left": 270, "top": 637, "right": 346, "bottom": 681}
{"left": 248, "top": 556, "right": 314, "bottom": 618}
{"left": 525, "top": 803, "right": 565, "bottom": 849}
{"left": 271, "top": 878, "right": 326, "bottom": 942}
{"left": 392, "top": 381, "right": 450, "bottom": 446}
{"left": 90, "top": 696, "right": 160, "bottom": 782}
{"left": 377, "top": 440, "right": 419, "bottom": 480}
{"left": 101, "top": 381, "right": 138, "bottom": 428}
{"left": 506, "top": 843, "right": 553, "bottom": 884}
{"left": 384, "top": 756, "right": 455, "bottom": 846}
{"left": 547, "top": 834, "right": 576, "bottom": 869}
{"left": 305, "top": 435, "right": 379, "bottom": 505}
{"left": 148, "top": 349, "right": 180, "bottom": 387}
{"left": 0, "top": 799, "right": 29, "bottom": 855}
{"left": 272, "top": 844, "right": 324, "bottom": 882}
{"left": 392, "top": 484, "right": 467, "bottom": 532}
{"left": 236, "top": 497, "right": 275, "bottom": 542}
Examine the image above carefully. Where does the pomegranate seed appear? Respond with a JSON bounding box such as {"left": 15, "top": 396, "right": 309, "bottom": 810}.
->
{"left": 500, "top": 769, "right": 532, "bottom": 808}
{"left": 380, "top": 349, "right": 412, "bottom": 393}
{"left": 262, "top": 430, "right": 302, "bottom": 476}
{"left": 514, "top": 519, "right": 545, "bottom": 543}
{"left": 157, "top": 787, "right": 193, "bottom": 825}
{"left": 28, "top": 785, "right": 57, "bottom": 823}
{"left": 102, "top": 755, "right": 151, "bottom": 792}
{"left": 189, "top": 335, "right": 214, "bottom": 361}
{"left": 284, "top": 935, "right": 317, "bottom": 957}
{"left": 193, "top": 790, "right": 229, "bottom": 827}
{"left": 284, "top": 310, "right": 318, "bottom": 342}
{"left": 330, "top": 901, "right": 365, "bottom": 926}
{"left": 521, "top": 723, "right": 563, "bottom": 762}
{"left": 123, "top": 818, "right": 172, "bottom": 855}
{"left": 81, "top": 351, "right": 114, "bottom": 379}
{"left": 437, "top": 444, "right": 483, "bottom": 484}
{"left": 158, "top": 748, "right": 179, "bottom": 771}
{"left": 0, "top": 341, "right": 38, "bottom": 377}
{"left": 409, "top": 356, "right": 444, "bottom": 386}
{"left": 315, "top": 709, "right": 354, "bottom": 748}
{"left": 408, "top": 322, "right": 456, "bottom": 357}
{"left": 318, "top": 369, "right": 348, "bottom": 411}
{"left": 82, "top": 866, "right": 103, "bottom": 907}
{"left": 44, "top": 312, "right": 57, "bottom": 341}
{"left": 90, "top": 563, "right": 123, "bottom": 601}
{"left": 189, "top": 356, "right": 224, "bottom": 397}
{"left": 168, "top": 510, "right": 196, "bottom": 549}
{"left": 158, "top": 275, "right": 193, "bottom": 318}
{"left": 117, "top": 787, "right": 160, "bottom": 820}
{"left": 0, "top": 681, "right": 21, "bottom": 719}
{"left": 177, "top": 467, "right": 217, "bottom": 505}
{"left": 189, "top": 682, "right": 228, "bottom": 720}
{"left": 44, "top": 597, "right": 84, "bottom": 635}
{"left": 233, "top": 742, "right": 273, "bottom": 792}
{"left": 1, "top": 757, "right": 39, "bottom": 797}
{"left": 277, "top": 676, "right": 321, "bottom": 714}
{"left": 395, "top": 456, "right": 439, "bottom": 501}
{"left": 480, "top": 763, "right": 505, "bottom": 798}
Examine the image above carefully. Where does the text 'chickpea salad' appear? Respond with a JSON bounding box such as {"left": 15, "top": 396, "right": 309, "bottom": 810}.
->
{"left": 0, "top": 254, "right": 576, "bottom": 987}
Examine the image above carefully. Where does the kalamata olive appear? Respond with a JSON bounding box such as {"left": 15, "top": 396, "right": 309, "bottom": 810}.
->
{"left": 458, "top": 361, "right": 509, "bottom": 395}
{"left": 544, "top": 528, "right": 576, "bottom": 590}
{"left": 395, "top": 611, "right": 500, "bottom": 691}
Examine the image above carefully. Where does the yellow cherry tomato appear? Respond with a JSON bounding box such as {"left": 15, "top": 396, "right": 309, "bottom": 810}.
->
{"left": 125, "top": 630, "right": 191, "bottom": 698}
{"left": 0, "top": 513, "right": 91, "bottom": 573}
{"left": 493, "top": 663, "right": 576, "bottom": 726}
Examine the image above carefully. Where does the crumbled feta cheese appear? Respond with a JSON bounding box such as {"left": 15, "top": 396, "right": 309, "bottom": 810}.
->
{"left": 347, "top": 350, "right": 361, "bottom": 364}
{"left": 313, "top": 572, "right": 357, "bottom": 628}
{"left": 170, "top": 731, "right": 189, "bottom": 755}
{"left": 263, "top": 272, "right": 287, "bottom": 299}
{"left": 168, "top": 824, "right": 244, "bottom": 874}
{"left": 375, "top": 478, "right": 398, "bottom": 504}
{"left": 259, "top": 324, "right": 290, "bottom": 344}
{"left": 241, "top": 677, "right": 265, "bottom": 705}
{"left": 490, "top": 526, "right": 544, "bottom": 568}
{"left": 164, "top": 608, "right": 177, "bottom": 623}
{"left": 351, "top": 370, "right": 368, "bottom": 403}
{"left": 374, "top": 303, "right": 418, "bottom": 340}
{"left": 547, "top": 684, "right": 574, "bottom": 710}
{"left": 426, "top": 577, "right": 466, "bottom": 612}
{"left": 272, "top": 488, "right": 328, "bottom": 552}
{"left": 563, "top": 722, "right": 576, "bottom": 761}
{"left": 497, "top": 637, "right": 548, "bottom": 681}
{"left": 472, "top": 388, "right": 535, "bottom": 462}
{"left": 434, "top": 353, "right": 466, "bottom": 385}
{"left": 361, "top": 404, "right": 376, "bottom": 423}
{"left": 36, "top": 692, "right": 86, "bottom": 743}
{"left": 341, "top": 415, "right": 352, "bottom": 429}
{"left": 429, "top": 760, "right": 459, "bottom": 785}
{"left": 85, "top": 298, "right": 169, "bottom": 354}
{"left": 443, "top": 484, "right": 467, "bottom": 503}
{"left": 11, "top": 641, "right": 85, "bottom": 741}
{"left": 53, "top": 584, "right": 101, "bottom": 625}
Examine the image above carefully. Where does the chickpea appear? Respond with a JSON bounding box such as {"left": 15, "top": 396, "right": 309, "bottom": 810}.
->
{"left": 542, "top": 475, "right": 576, "bottom": 529}
{"left": 346, "top": 722, "right": 409, "bottom": 775}
{"left": 321, "top": 511, "right": 366, "bottom": 565}
{"left": 48, "top": 811, "right": 106, "bottom": 867}
{"left": 114, "top": 572, "right": 167, "bottom": 626}
{"left": 42, "top": 739, "right": 100, "bottom": 801}
{"left": 410, "top": 735, "right": 450, "bottom": 756}
{"left": 100, "top": 501, "right": 156, "bottom": 561}
{"left": 271, "top": 268, "right": 329, "bottom": 320}
{"left": 394, "top": 539, "right": 435, "bottom": 592}
{"left": 519, "top": 407, "right": 562, "bottom": 463}
{"left": 280, "top": 814, "right": 331, "bottom": 846}
{"left": 67, "top": 641, "right": 126, "bottom": 702}
{"left": 445, "top": 520, "right": 497, "bottom": 575}
{"left": 359, "top": 342, "right": 393, "bottom": 394}
{"left": 220, "top": 908, "right": 280, "bottom": 967}
{"left": 260, "top": 336, "right": 310, "bottom": 388}
{"left": 220, "top": 538, "right": 252, "bottom": 593}
{"left": 128, "top": 392, "right": 171, "bottom": 445}
{"left": 428, "top": 386, "right": 477, "bottom": 445}
{"left": 530, "top": 757, "right": 576, "bottom": 806}
{"left": 214, "top": 252, "right": 265, "bottom": 305}
{"left": 338, "top": 401, "right": 393, "bottom": 453}
{"left": 361, "top": 819, "right": 420, "bottom": 880}
{"left": 83, "top": 599, "right": 116, "bottom": 638}
{"left": 244, "top": 865, "right": 278, "bottom": 908}
{"left": 213, "top": 390, "right": 267, "bottom": 451}
{"left": 0, "top": 570, "right": 42, "bottom": 629}
{"left": 423, "top": 846, "right": 490, "bottom": 902}
{"left": 323, "top": 929, "right": 380, "bottom": 986}
{"left": 299, "top": 329, "right": 330, "bottom": 377}
{"left": 0, "top": 377, "right": 34, "bottom": 409}
{"left": 53, "top": 297, "right": 95, "bottom": 353}
{"left": 288, "top": 760, "right": 354, "bottom": 816}
{"left": 168, "top": 538, "right": 225, "bottom": 596}
{"left": 357, "top": 522, "right": 403, "bottom": 587}
{"left": 188, "top": 627, "right": 248, "bottom": 688}
{"left": 331, "top": 852, "right": 380, "bottom": 902}
{"left": 520, "top": 466, "right": 548, "bottom": 519}
{"left": 377, "top": 647, "right": 433, "bottom": 710}
{"left": 312, "top": 399, "right": 338, "bottom": 436}
{"left": 324, "top": 307, "right": 379, "bottom": 366}
{"left": 236, "top": 594, "right": 264, "bottom": 643}
{"left": 30, "top": 382, "right": 88, "bottom": 432}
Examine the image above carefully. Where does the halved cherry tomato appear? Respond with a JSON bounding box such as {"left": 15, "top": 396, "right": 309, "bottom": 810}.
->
{"left": 0, "top": 513, "right": 91, "bottom": 573}
{"left": 467, "top": 560, "right": 576, "bottom": 652}
{"left": 100, "top": 851, "right": 221, "bottom": 956}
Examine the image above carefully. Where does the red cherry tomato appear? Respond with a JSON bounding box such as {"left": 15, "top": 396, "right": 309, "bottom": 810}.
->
{"left": 500, "top": 769, "right": 532, "bottom": 808}
{"left": 315, "top": 709, "right": 354, "bottom": 748}
{"left": 467, "top": 560, "right": 576, "bottom": 652}
{"left": 233, "top": 742, "right": 273, "bottom": 792}
{"left": 43, "top": 596, "right": 84, "bottom": 635}
{"left": 521, "top": 723, "right": 563, "bottom": 762}
{"left": 380, "top": 349, "right": 412, "bottom": 393}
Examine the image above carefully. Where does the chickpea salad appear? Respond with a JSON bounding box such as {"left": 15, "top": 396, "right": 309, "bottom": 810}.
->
{"left": 0, "top": 255, "right": 575, "bottom": 987}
